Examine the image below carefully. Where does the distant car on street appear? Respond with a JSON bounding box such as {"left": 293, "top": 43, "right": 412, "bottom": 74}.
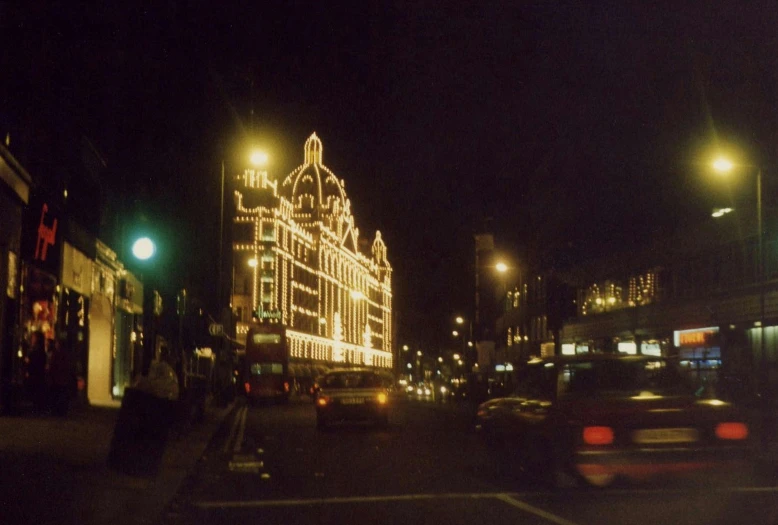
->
{"left": 475, "top": 354, "right": 754, "bottom": 488}
{"left": 315, "top": 368, "right": 392, "bottom": 429}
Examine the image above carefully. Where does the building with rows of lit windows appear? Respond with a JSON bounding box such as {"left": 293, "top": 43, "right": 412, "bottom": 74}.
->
{"left": 230, "top": 133, "right": 393, "bottom": 378}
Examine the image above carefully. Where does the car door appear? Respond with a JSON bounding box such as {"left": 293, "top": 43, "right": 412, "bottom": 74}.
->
{"left": 504, "top": 363, "right": 558, "bottom": 458}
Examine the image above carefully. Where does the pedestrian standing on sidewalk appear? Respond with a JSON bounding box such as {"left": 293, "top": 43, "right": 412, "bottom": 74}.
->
{"left": 26, "top": 331, "right": 48, "bottom": 413}
{"left": 48, "top": 339, "right": 73, "bottom": 416}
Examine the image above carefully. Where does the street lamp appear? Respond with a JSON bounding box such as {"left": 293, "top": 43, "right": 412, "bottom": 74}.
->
{"left": 712, "top": 155, "right": 768, "bottom": 445}
{"left": 250, "top": 150, "right": 269, "bottom": 167}
{"left": 131, "top": 237, "right": 156, "bottom": 261}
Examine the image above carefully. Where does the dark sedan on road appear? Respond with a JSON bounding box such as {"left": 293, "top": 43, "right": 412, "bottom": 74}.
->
{"left": 475, "top": 354, "right": 754, "bottom": 488}
{"left": 315, "top": 368, "right": 391, "bottom": 429}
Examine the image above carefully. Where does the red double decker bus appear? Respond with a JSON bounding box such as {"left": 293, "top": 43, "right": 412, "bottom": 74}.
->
{"left": 243, "top": 322, "right": 290, "bottom": 404}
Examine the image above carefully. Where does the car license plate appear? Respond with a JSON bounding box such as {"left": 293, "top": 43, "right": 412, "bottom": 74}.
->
{"left": 632, "top": 428, "right": 699, "bottom": 444}
{"left": 340, "top": 397, "right": 365, "bottom": 405}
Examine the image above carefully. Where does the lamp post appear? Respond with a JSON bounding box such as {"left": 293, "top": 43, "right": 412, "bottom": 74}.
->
{"left": 131, "top": 236, "right": 157, "bottom": 375}
{"left": 219, "top": 149, "right": 269, "bottom": 312}
{"left": 216, "top": 149, "right": 268, "bottom": 405}
{"left": 712, "top": 156, "right": 769, "bottom": 446}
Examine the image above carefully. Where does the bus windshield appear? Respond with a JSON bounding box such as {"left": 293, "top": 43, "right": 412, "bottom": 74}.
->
{"left": 250, "top": 363, "right": 284, "bottom": 375}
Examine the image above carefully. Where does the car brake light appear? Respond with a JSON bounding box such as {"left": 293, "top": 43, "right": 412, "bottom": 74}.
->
{"left": 583, "top": 426, "right": 614, "bottom": 445}
{"left": 377, "top": 393, "right": 388, "bottom": 404}
{"left": 244, "top": 382, "right": 250, "bottom": 394}
{"left": 284, "top": 381, "right": 290, "bottom": 392}
{"left": 715, "top": 422, "right": 749, "bottom": 440}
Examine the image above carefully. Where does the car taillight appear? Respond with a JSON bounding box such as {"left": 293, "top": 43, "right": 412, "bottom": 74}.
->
{"left": 317, "top": 396, "right": 329, "bottom": 407}
{"left": 583, "top": 426, "right": 614, "bottom": 445}
{"left": 377, "top": 393, "right": 388, "bottom": 404}
{"left": 244, "top": 382, "right": 250, "bottom": 394}
{"left": 284, "top": 381, "right": 290, "bottom": 392}
{"left": 715, "top": 422, "right": 749, "bottom": 440}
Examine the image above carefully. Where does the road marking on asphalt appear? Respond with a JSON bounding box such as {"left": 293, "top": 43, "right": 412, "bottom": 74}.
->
{"left": 494, "top": 494, "right": 581, "bottom": 525}
{"left": 196, "top": 492, "right": 502, "bottom": 509}
{"left": 222, "top": 406, "right": 246, "bottom": 455}
{"left": 726, "top": 486, "right": 778, "bottom": 493}
{"left": 228, "top": 460, "right": 264, "bottom": 470}
{"left": 194, "top": 489, "right": 577, "bottom": 525}
{"left": 604, "top": 485, "right": 778, "bottom": 496}
{"left": 234, "top": 405, "right": 248, "bottom": 453}
{"left": 193, "top": 483, "right": 778, "bottom": 513}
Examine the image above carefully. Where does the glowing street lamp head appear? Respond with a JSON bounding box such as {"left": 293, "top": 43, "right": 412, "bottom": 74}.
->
{"left": 455, "top": 316, "right": 464, "bottom": 325}
{"left": 132, "top": 237, "right": 155, "bottom": 261}
{"left": 452, "top": 330, "right": 459, "bottom": 337}
{"left": 495, "top": 262, "right": 508, "bottom": 273}
{"left": 248, "top": 258, "right": 258, "bottom": 268}
{"left": 712, "top": 157, "right": 734, "bottom": 174}
{"left": 250, "top": 150, "right": 269, "bottom": 167}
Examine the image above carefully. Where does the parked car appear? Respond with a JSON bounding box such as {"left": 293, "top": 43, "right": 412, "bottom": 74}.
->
{"left": 475, "top": 354, "right": 754, "bottom": 488}
{"left": 315, "top": 368, "right": 392, "bottom": 429}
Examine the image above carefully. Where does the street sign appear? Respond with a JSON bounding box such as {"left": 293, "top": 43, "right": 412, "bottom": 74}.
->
{"left": 209, "top": 323, "right": 223, "bottom": 336}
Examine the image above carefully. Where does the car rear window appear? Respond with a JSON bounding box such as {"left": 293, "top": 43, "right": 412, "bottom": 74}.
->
{"left": 323, "top": 372, "right": 384, "bottom": 389}
{"left": 560, "top": 359, "right": 693, "bottom": 397}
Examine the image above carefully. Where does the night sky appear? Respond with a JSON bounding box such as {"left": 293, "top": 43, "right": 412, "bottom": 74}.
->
{"left": 2, "top": 2, "right": 777, "bottom": 350}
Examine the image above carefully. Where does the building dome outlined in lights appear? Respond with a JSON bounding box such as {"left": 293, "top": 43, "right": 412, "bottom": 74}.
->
{"left": 231, "top": 133, "right": 393, "bottom": 378}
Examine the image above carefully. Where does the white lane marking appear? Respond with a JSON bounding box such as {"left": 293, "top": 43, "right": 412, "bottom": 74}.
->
{"left": 194, "top": 485, "right": 778, "bottom": 511}
{"left": 221, "top": 406, "right": 244, "bottom": 454}
{"left": 233, "top": 406, "right": 248, "bottom": 453}
{"left": 494, "top": 494, "right": 581, "bottom": 525}
{"left": 725, "top": 486, "right": 778, "bottom": 493}
{"left": 603, "top": 485, "right": 778, "bottom": 496}
{"left": 196, "top": 492, "right": 501, "bottom": 509}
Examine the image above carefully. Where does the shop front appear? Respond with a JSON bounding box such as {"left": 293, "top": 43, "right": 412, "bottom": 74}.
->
{"left": 15, "top": 192, "right": 62, "bottom": 410}
{"left": 0, "top": 144, "right": 31, "bottom": 413}
{"left": 673, "top": 326, "right": 721, "bottom": 388}
{"left": 59, "top": 241, "right": 93, "bottom": 406}
{"left": 113, "top": 273, "right": 143, "bottom": 399}
{"left": 87, "top": 241, "right": 120, "bottom": 406}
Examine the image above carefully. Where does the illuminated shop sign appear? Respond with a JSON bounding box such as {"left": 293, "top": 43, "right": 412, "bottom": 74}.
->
{"left": 256, "top": 309, "right": 282, "bottom": 320}
{"left": 641, "top": 342, "right": 661, "bottom": 356}
{"left": 23, "top": 195, "right": 61, "bottom": 274}
{"left": 673, "top": 327, "right": 719, "bottom": 348}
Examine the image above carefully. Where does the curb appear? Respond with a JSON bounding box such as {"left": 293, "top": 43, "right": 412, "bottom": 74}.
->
{"left": 109, "top": 400, "right": 236, "bottom": 525}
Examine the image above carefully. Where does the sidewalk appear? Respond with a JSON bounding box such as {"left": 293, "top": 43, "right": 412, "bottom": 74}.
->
{"left": 0, "top": 397, "right": 234, "bottom": 525}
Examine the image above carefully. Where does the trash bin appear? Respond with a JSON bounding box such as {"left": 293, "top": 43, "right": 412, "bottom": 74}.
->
{"left": 107, "top": 387, "right": 177, "bottom": 477}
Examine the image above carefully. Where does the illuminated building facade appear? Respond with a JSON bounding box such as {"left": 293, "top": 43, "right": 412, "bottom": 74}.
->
{"left": 231, "top": 133, "right": 393, "bottom": 376}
